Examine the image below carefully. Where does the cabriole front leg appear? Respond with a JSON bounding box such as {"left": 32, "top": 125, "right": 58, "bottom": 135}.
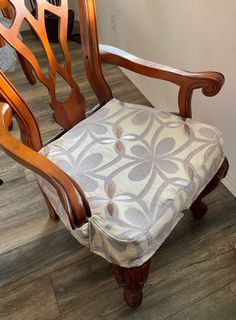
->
{"left": 111, "top": 259, "right": 151, "bottom": 308}
{"left": 190, "top": 157, "right": 229, "bottom": 220}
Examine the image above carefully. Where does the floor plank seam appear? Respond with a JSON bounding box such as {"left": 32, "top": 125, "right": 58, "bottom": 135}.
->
{"left": 163, "top": 283, "right": 236, "bottom": 320}
{"left": 228, "top": 282, "right": 236, "bottom": 297}
{"left": 49, "top": 274, "right": 61, "bottom": 318}
{"left": 0, "top": 222, "right": 65, "bottom": 256}
{"left": 151, "top": 242, "right": 235, "bottom": 285}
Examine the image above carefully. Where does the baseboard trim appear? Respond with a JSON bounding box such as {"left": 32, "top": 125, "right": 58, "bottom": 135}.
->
{"left": 121, "top": 68, "right": 236, "bottom": 198}
{"left": 223, "top": 174, "right": 236, "bottom": 197}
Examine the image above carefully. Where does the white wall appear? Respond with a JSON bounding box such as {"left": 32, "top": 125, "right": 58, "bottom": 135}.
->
{"left": 95, "top": 0, "right": 236, "bottom": 196}
{"left": 68, "top": 0, "right": 78, "bottom": 16}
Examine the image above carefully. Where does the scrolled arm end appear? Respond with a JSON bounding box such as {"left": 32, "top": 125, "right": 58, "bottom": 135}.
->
{"left": 179, "top": 71, "right": 225, "bottom": 118}
{"left": 200, "top": 72, "right": 225, "bottom": 97}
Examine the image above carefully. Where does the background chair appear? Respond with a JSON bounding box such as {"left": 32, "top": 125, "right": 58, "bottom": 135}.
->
{"left": 0, "top": 0, "right": 36, "bottom": 84}
{"left": 0, "top": 0, "right": 228, "bottom": 307}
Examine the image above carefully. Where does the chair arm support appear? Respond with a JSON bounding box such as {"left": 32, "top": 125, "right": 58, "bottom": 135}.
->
{"left": 99, "top": 44, "right": 224, "bottom": 118}
{"left": 0, "top": 104, "right": 90, "bottom": 229}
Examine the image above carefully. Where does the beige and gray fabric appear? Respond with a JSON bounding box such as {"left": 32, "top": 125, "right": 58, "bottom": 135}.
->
{"left": 36, "top": 99, "right": 224, "bottom": 267}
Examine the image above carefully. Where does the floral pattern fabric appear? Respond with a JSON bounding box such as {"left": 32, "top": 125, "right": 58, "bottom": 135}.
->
{"left": 36, "top": 99, "right": 224, "bottom": 267}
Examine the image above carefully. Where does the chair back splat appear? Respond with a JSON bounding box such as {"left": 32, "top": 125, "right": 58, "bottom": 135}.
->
{"left": 0, "top": 0, "right": 104, "bottom": 132}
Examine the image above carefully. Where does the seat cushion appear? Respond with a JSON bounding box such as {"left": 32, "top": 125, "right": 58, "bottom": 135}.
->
{"left": 36, "top": 98, "right": 224, "bottom": 267}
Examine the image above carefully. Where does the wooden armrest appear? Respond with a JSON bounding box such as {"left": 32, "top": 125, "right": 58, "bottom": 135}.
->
{"left": 0, "top": 103, "right": 90, "bottom": 229}
{"left": 99, "top": 45, "right": 224, "bottom": 118}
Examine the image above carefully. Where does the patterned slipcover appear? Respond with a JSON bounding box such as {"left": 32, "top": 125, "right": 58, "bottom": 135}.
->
{"left": 36, "top": 99, "right": 224, "bottom": 267}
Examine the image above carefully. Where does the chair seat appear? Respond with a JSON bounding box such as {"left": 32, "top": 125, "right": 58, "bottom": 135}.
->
{"left": 36, "top": 99, "right": 224, "bottom": 267}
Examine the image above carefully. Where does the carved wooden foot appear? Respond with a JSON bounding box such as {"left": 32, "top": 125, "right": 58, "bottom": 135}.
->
{"left": 112, "top": 259, "right": 151, "bottom": 308}
{"left": 190, "top": 157, "right": 229, "bottom": 220}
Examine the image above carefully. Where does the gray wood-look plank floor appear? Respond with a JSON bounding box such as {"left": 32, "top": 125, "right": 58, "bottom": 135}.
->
{"left": 1, "top": 31, "right": 236, "bottom": 320}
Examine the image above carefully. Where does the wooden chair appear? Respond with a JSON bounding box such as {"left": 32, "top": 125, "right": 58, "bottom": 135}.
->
{"left": 0, "top": 0, "right": 229, "bottom": 307}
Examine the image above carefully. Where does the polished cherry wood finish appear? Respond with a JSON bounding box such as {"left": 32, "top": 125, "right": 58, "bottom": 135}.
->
{"left": 0, "top": 0, "right": 90, "bottom": 228}
{"left": 112, "top": 259, "right": 151, "bottom": 308}
{"left": 0, "top": 0, "right": 229, "bottom": 308}
{"left": 99, "top": 45, "right": 225, "bottom": 119}
{"left": 77, "top": 0, "right": 113, "bottom": 106}
{"left": 0, "top": 0, "right": 86, "bottom": 130}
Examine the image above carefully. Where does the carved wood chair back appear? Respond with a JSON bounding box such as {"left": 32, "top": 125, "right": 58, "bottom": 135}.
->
{"left": 0, "top": 0, "right": 100, "bottom": 228}
{"left": 0, "top": 0, "right": 113, "bottom": 143}
{"left": 0, "top": 0, "right": 88, "bottom": 131}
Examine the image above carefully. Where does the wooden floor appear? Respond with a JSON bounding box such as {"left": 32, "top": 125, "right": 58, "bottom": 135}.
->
{"left": 1, "top": 32, "right": 236, "bottom": 320}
